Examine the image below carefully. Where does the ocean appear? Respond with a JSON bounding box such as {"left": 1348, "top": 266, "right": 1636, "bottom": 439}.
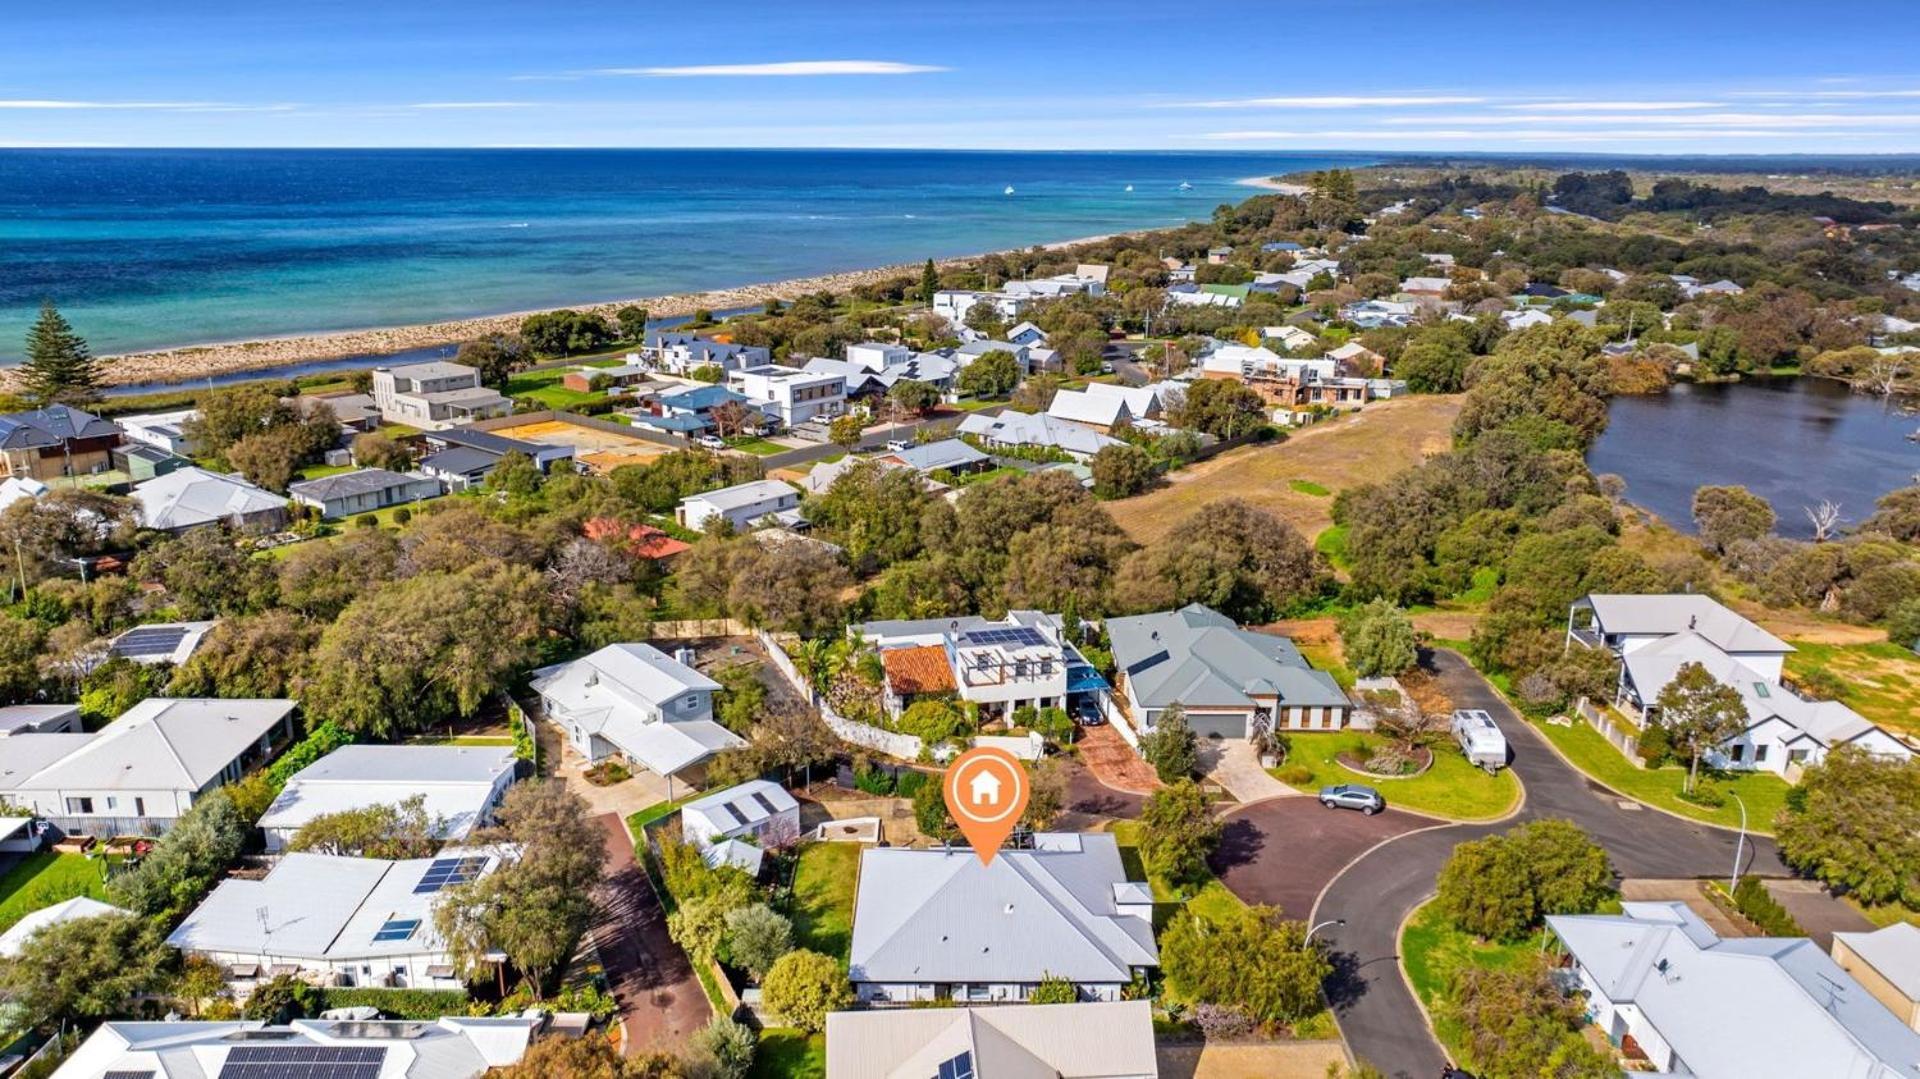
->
{"left": 0, "top": 148, "right": 1364, "bottom": 365}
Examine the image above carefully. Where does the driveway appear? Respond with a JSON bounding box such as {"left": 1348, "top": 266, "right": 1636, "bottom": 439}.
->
{"left": 1200, "top": 739, "right": 1295, "bottom": 804}
{"left": 588, "top": 813, "right": 711, "bottom": 1054}
{"left": 1279, "top": 650, "right": 1791, "bottom": 1078}
{"left": 1764, "top": 879, "right": 1873, "bottom": 950}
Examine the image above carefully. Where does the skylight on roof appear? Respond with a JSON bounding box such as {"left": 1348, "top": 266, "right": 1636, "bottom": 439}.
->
{"left": 372, "top": 918, "right": 420, "bottom": 943}
{"left": 935, "top": 1051, "right": 974, "bottom": 1079}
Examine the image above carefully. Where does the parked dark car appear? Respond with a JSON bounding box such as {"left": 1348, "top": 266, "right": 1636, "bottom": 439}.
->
{"left": 1072, "top": 697, "right": 1105, "bottom": 726}
{"left": 1319, "top": 783, "right": 1386, "bottom": 815}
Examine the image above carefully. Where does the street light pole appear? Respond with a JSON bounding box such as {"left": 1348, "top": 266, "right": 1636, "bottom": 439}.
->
{"left": 1728, "top": 792, "right": 1748, "bottom": 895}
{"left": 1305, "top": 917, "right": 1346, "bottom": 947}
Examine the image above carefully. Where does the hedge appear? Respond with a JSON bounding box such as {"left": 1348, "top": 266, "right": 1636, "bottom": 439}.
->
{"left": 1731, "top": 877, "right": 1804, "bottom": 937}
{"left": 316, "top": 987, "right": 472, "bottom": 1019}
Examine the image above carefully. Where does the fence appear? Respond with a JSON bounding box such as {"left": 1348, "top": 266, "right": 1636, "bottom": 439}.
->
{"left": 1575, "top": 697, "right": 1640, "bottom": 763}
{"left": 653, "top": 618, "right": 750, "bottom": 639}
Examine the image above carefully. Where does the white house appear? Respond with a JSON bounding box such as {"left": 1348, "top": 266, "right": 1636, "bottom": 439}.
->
{"left": 115, "top": 408, "right": 200, "bottom": 456}
{"left": 1549, "top": 901, "right": 1920, "bottom": 1077}
{"left": 675, "top": 478, "right": 802, "bottom": 533}
{"left": 676, "top": 778, "right": 801, "bottom": 876}
{"left": 1833, "top": 923, "right": 1920, "bottom": 1034}
{"left": 826, "top": 1001, "right": 1158, "bottom": 1079}
{"left": 0, "top": 703, "right": 81, "bottom": 737}
{"left": 132, "top": 466, "right": 289, "bottom": 534}
{"left": 728, "top": 364, "right": 847, "bottom": 427}
{"left": 1106, "top": 604, "right": 1350, "bottom": 740}
{"left": 860, "top": 611, "right": 1101, "bottom": 722}
{"left": 956, "top": 410, "right": 1121, "bottom": 461}
{"left": 1264, "top": 325, "right": 1321, "bottom": 353}
{"left": 530, "top": 642, "right": 742, "bottom": 792}
{"left": 1567, "top": 594, "right": 1908, "bottom": 777}
{"left": 1046, "top": 388, "right": 1133, "bottom": 431}
{"left": 169, "top": 846, "right": 509, "bottom": 991}
{"left": 370, "top": 361, "right": 511, "bottom": 431}
{"left": 848, "top": 833, "right": 1157, "bottom": 1004}
{"left": 3, "top": 698, "right": 296, "bottom": 835}
{"left": 288, "top": 468, "right": 441, "bottom": 519}
{"left": 51, "top": 1017, "right": 538, "bottom": 1079}
{"left": 641, "top": 332, "right": 771, "bottom": 376}
{"left": 0, "top": 896, "right": 127, "bottom": 957}
{"left": 258, "top": 744, "right": 519, "bottom": 853}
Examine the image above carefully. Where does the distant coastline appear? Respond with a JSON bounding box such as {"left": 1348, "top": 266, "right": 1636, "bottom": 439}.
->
{"left": 1237, "top": 175, "right": 1312, "bottom": 195}
{"left": 20, "top": 229, "right": 1147, "bottom": 393}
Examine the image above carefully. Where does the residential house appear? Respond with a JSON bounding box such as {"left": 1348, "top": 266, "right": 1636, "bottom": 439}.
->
{"left": 1165, "top": 282, "right": 1242, "bottom": 308}
{"left": 2, "top": 698, "right": 296, "bottom": 835}
{"left": 1004, "top": 321, "right": 1048, "bottom": 347}
{"left": 1046, "top": 388, "right": 1134, "bottom": 432}
{"left": 560, "top": 359, "right": 657, "bottom": 394}
{"left": 845, "top": 342, "right": 912, "bottom": 371}
{"left": 1265, "top": 325, "right": 1320, "bottom": 353}
{"left": 1262, "top": 240, "right": 1306, "bottom": 255}
{"left": 954, "top": 339, "right": 1032, "bottom": 375}
{"left": 1399, "top": 275, "right": 1452, "bottom": 297}
{"left": 370, "top": 361, "right": 511, "bottom": 431}
{"left": 956, "top": 410, "right": 1121, "bottom": 461}
{"left": 676, "top": 778, "right": 801, "bottom": 875}
{"left": 628, "top": 383, "right": 756, "bottom": 438}
{"left": 825, "top": 1001, "right": 1157, "bottom": 1079}
{"left": 51, "top": 1017, "right": 537, "bottom": 1079}
{"left": 293, "top": 391, "right": 382, "bottom": 432}
{"left": 1328, "top": 341, "right": 1386, "bottom": 372}
{"left": 111, "top": 442, "right": 187, "bottom": 484}
{"left": 1206, "top": 245, "right": 1233, "bottom": 264}
{"left": 115, "top": 408, "right": 200, "bottom": 456}
{"left": 1253, "top": 270, "right": 1315, "bottom": 294}
{"left": 109, "top": 620, "right": 216, "bottom": 666}
{"left": 808, "top": 351, "right": 960, "bottom": 400}
{"left": 878, "top": 438, "right": 991, "bottom": 477}
{"left": 169, "top": 847, "right": 510, "bottom": 990}
{"left": 289, "top": 468, "right": 441, "bottom": 519}
{"left": 418, "top": 426, "right": 572, "bottom": 490}
{"left": 0, "top": 405, "right": 122, "bottom": 481}
{"left": 848, "top": 833, "right": 1157, "bottom": 1003}
{"left": 1502, "top": 308, "right": 1554, "bottom": 330}
{"left": 258, "top": 744, "right": 519, "bottom": 853}
{"left": 641, "top": 332, "right": 771, "bottom": 376}
{"left": 729, "top": 364, "right": 847, "bottom": 427}
{"left": 131, "top": 466, "right": 289, "bottom": 533}
{"left": 1340, "top": 299, "right": 1416, "bottom": 329}
{"left": 1548, "top": 901, "right": 1920, "bottom": 1076}
{"left": 860, "top": 611, "right": 1105, "bottom": 721}
{"left": 1693, "top": 278, "right": 1746, "bottom": 298}
{"left": 530, "top": 642, "right": 742, "bottom": 793}
{"left": 0, "top": 896, "right": 126, "bottom": 958}
{"left": 1833, "top": 923, "right": 1920, "bottom": 1033}
{"left": 1567, "top": 593, "right": 1910, "bottom": 777}
{"left": 0, "top": 704, "right": 81, "bottom": 737}
{"left": 1106, "top": 603, "right": 1350, "bottom": 739}
{"left": 1001, "top": 272, "right": 1107, "bottom": 303}
{"left": 676, "top": 478, "right": 802, "bottom": 533}
{"left": 0, "top": 476, "right": 47, "bottom": 512}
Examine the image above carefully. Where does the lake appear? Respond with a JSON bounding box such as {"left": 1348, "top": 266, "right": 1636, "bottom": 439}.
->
{"left": 1586, "top": 377, "right": 1917, "bottom": 539}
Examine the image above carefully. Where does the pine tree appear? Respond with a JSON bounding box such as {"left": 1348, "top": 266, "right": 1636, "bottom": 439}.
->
{"left": 920, "top": 258, "right": 940, "bottom": 305}
{"left": 21, "top": 301, "right": 100, "bottom": 406}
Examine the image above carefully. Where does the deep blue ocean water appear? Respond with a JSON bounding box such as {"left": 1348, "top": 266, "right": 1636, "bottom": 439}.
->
{"left": 0, "top": 149, "right": 1364, "bottom": 364}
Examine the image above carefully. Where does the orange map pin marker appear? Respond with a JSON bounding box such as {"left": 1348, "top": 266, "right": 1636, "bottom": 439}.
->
{"left": 943, "top": 746, "right": 1029, "bottom": 865}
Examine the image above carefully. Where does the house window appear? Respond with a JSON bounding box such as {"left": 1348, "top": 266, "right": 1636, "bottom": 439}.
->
{"left": 65, "top": 797, "right": 94, "bottom": 815}
{"left": 1754, "top": 745, "right": 1769, "bottom": 762}
{"left": 134, "top": 798, "right": 146, "bottom": 816}
{"left": 105, "top": 796, "right": 118, "bottom": 810}
{"left": 1729, "top": 745, "right": 1745, "bottom": 762}
{"left": 1014, "top": 660, "right": 1028, "bottom": 679}
{"left": 684, "top": 695, "right": 698, "bottom": 711}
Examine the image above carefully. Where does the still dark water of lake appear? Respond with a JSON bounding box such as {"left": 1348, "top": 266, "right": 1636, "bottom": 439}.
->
{"left": 1586, "top": 377, "right": 1918, "bottom": 539}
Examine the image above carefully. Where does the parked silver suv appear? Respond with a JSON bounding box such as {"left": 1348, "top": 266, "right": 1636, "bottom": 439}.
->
{"left": 1319, "top": 783, "right": 1386, "bottom": 815}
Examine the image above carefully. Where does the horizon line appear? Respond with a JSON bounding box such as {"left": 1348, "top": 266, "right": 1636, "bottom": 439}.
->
{"left": 3, "top": 144, "right": 1920, "bottom": 159}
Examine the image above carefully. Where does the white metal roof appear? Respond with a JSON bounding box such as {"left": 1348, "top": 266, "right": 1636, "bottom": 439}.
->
{"left": 258, "top": 745, "right": 516, "bottom": 839}
{"left": 684, "top": 478, "right": 798, "bottom": 513}
{"left": 133, "top": 467, "right": 285, "bottom": 531}
{"left": 51, "top": 1016, "right": 536, "bottom": 1079}
{"left": 18, "top": 698, "right": 294, "bottom": 794}
{"left": 0, "top": 896, "right": 127, "bottom": 957}
{"left": 825, "top": 1001, "right": 1155, "bottom": 1079}
{"left": 1836, "top": 922, "right": 1920, "bottom": 1002}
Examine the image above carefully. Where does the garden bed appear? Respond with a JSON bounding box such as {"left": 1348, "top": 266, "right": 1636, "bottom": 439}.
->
{"left": 1335, "top": 744, "right": 1433, "bottom": 780}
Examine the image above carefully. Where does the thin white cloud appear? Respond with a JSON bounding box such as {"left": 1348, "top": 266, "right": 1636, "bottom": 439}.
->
{"left": 596, "top": 60, "right": 946, "bottom": 77}
{"left": 406, "top": 102, "right": 538, "bottom": 110}
{"left": 1497, "top": 101, "right": 1721, "bottom": 111}
{"left": 1380, "top": 112, "right": 1920, "bottom": 128}
{"left": 1729, "top": 88, "right": 1920, "bottom": 99}
{"left": 1193, "top": 129, "right": 1851, "bottom": 142}
{"left": 1169, "top": 94, "right": 1486, "bottom": 109}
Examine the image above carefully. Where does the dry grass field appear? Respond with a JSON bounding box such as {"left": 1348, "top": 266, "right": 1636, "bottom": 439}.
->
{"left": 1108, "top": 394, "right": 1461, "bottom": 545}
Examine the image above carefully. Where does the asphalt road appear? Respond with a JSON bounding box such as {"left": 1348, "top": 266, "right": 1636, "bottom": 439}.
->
{"left": 1303, "top": 650, "right": 1789, "bottom": 1078}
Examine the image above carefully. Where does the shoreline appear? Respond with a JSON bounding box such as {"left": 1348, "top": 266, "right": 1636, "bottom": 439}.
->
{"left": 1236, "top": 175, "right": 1312, "bottom": 195}
{"left": 16, "top": 228, "right": 1154, "bottom": 394}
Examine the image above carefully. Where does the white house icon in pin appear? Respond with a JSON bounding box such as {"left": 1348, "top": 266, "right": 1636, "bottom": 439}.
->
{"left": 969, "top": 769, "right": 1002, "bottom": 806}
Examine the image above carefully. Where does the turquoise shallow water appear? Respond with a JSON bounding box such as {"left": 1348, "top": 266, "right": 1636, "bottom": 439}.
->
{"left": 0, "top": 148, "right": 1363, "bottom": 363}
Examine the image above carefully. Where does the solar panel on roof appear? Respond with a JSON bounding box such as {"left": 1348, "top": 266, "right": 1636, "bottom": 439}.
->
{"left": 721, "top": 801, "right": 750, "bottom": 827}
{"left": 935, "top": 1051, "right": 974, "bottom": 1079}
{"left": 749, "top": 792, "right": 780, "bottom": 817}
{"left": 372, "top": 917, "right": 420, "bottom": 943}
{"left": 413, "top": 856, "right": 487, "bottom": 894}
{"left": 218, "top": 1044, "right": 387, "bottom": 1079}
{"left": 113, "top": 626, "right": 188, "bottom": 657}
{"left": 104, "top": 1072, "right": 156, "bottom": 1079}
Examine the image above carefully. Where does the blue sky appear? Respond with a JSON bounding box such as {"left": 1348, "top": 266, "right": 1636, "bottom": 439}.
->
{"left": 7, "top": 0, "right": 1920, "bottom": 152}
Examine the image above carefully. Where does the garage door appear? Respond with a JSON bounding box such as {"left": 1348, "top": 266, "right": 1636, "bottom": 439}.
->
{"left": 1186, "top": 712, "right": 1247, "bottom": 740}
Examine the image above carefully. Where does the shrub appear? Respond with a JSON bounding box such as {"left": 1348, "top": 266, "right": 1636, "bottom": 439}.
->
{"left": 1635, "top": 722, "right": 1672, "bottom": 767}
{"left": 1730, "top": 876, "right": 1803, "bottom": 936}
{"left": 1028, "top": 974, "right": 1078, "bottom": 1005}
{"left": 692, "top": 1014, "right": 757, "bottom": 1079}
{"left": 892, "top": 769, "right": 929, "bottom": 799}
{"left": 853, "top": 764, "right": 895, "bottom": 796}
{"left": 761, "top": 949, "right": 851, "bottom": 1033}
{"left": 1434, "top": 820, "right": 1614, "bottom": 942}
{"left": 392, "top": 507, "right": 412, "bottom": 526}
{"left": 1275, "top": 764, "right": 1313, "bottom": 785}
{"left": 243, "top": 975, "right": 323, "bottom": 1022}
{"left": 315, "top": 986, "right": 470, "bottom": 1019}
{"left": 1189, "top": 1001, "right": 1255, "bottom": 1040}
{"left": 354, "top": 513, "right": 379, "bottom": 529}
{"left": 1676, "top": 782, "right": 1724, "bottom": 809}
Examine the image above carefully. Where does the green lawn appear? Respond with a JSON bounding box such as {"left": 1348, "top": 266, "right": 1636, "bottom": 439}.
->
{"left": 727, "top": 438, "right": 789, "bottom": 456}
{"left": 1296, "top": 642, "right": 1356, "bottom": 691}
{"left": 1270, "top": 732, "right": 1520, "bottom": 822}
{"left": 1106, "top": 820, "right": 1244, "bottom": 928}
{"left": 1289, "top": 478, "right": 1331, "bottom": 497}
{"left": 1527, "top": 714, "right": 1790, "bottom": 834}
{"left": 1314, "top": 524, "right": 1350, "bottom": 572}
{"left": 294, "top": 462, "right": 357, "bottom": 481}
{"left": 409, "top": 734, "right": 514, "bottom": 747}
{"left": 749, "top": 1028, "right": 825, "bottom": 1079}
{"left": 1783, "top": 639, "right": 1920, "bottom": 738}
{"left": 625, "top": 797, "right": 695, "bottom": 839}
{"left": 1852, "top": 899, "right": 1920, "bottom": 928}
{"left": 0, "top": 853, "right": 110, "bottom": 932}
{"left": 1400, "top": 900, "right": 1551, "bottom": 1054}
{"left": 503, "top": 368, "right": 610, "bottom": 411}
{"left": 789, "top": 842, "right": 860, "bottom": 960}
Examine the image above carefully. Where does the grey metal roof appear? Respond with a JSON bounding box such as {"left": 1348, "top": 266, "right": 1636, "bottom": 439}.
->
{"left": 0, "top": 405, "right": 119, "bottom": 450}
{"left": 1835, "top": 923, "right": 1920, "bottom": 1001}
{"left": 17, "top": 698, "right": 293, "bottom": 793}
{"left": 885, "top": 439, "right": 988, "bottom": 473}
{"left": 848, "top": 833, "right": 1156, "bottom": 986}
{"left": 1582, "top": 593, "right": 1792, "bottom": 655}
{"left": 289, "top": 468, "right": 426, "bottom": 502}
{"left": 1107, "top": 603, "right": 1348, "bottom": 711}
{"left": 825, "top": 1001, "right": 1155, "bottom": 1079}
{"left": 419, "top": 446, "right": 501, "bottom": 476}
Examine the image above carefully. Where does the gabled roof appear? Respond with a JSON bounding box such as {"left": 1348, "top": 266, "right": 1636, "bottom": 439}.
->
{"left": 884, "top": 439, "right": 988, "bottom": 474}
{"left": 1551, "top": 902, "right": 1920, "bottom": 1077}
{"left": 1582, "top": 594, "right": 1791, "bottom": 654}
{"left": 1046, "top": 389, "right": 1130, "bottom": 428}
{"left": 529, "top": 644, "right": 740, "bottom": 775}
{"left": 1835, "top": 923, "right": 1920, "bottom": 1001}
{"left": 381, "top": 360, "right": 478, "bottom": 381}
{"left": 881, "top": 645, "right": 956, "bottom": 697}
{"left": 258, "top": 745, "right": 517, "bottom": 840}
{"left": 0, "top": 896, "right": 127, "bottom": 958}
{"left": 1082, "top": 381, "right": 1164, "bottom": 415}
{"left": 132, "top": 467, "right": 285, "bottom": 531}
{"left": 169, "top": 846, "right": 506, "bottom": 962}
{"left": 825, "top": 1001, "right": 1156, "bottom": 1079}
{"left": 1107, "top": 603, "right": 1348, "bottom": 712}
{"left": 19, "top": 698, "right": 294, "bottom": 795}
{"left": 849, "top": 834, "right": 1156, "bottom": 986}
{"left": 59, "top": 1017, "right": 537, "bottom": 1079}
{"left": 956, "top": 410, "right": 1121, "bottom": 457}
{"left": 109, "top": 620, "right": 216, "bottom": 665}
{"left": 685, "top": 478, "right": 798, "bottom": 512}
{"left": 289, "top": 468, "right": 429, "bottom": 502}
{"left": 0, "top": 405, "right": 118, "bottom": 450}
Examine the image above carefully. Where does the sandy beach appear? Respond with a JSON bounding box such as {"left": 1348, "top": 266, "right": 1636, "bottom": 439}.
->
{"left": 44, "top": 229, "right": 1153, "bottom": 393}
{"left": 1237, "top": 175, "right": 1313, "bottom": 196}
